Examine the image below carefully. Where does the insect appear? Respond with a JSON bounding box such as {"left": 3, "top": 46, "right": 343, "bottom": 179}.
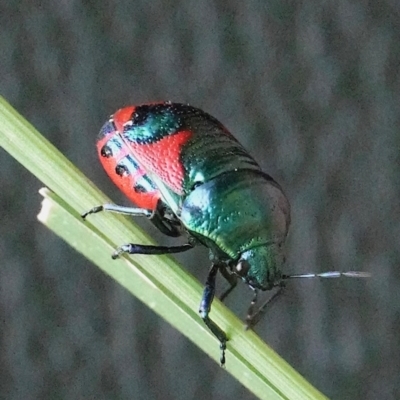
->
{"left": 82, "top": 102, "right": 369, "bottom": 365}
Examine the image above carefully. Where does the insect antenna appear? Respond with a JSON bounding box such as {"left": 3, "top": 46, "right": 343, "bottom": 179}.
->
{"left": 246, "top": 270, "right": 371, "bottom": 329}
{"left": 282, "top": 270, "right": 371, "bottom": 279}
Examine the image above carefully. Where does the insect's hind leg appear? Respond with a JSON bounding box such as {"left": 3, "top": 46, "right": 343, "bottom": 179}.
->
{"left": 111, "top": 241, "right": 194, "bottom": 259}
{"left": 82, "top": 200, "right": 181, "bottom": 237}
{"left": 150, "top": 203, "right": 181, "bottom": 237}
{"left": 82, "top": 201, "right": 191, "bottom": 258}
{"left": 81, "top": 203, "right": 152, "bottom": 219}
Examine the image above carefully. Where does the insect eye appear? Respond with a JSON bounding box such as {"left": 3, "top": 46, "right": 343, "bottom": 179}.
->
{"left": 235, "top": 260, "right": 250, "bottom": 277}
{"left": 115, "top": 164, "right": 129, "bottom": 177}
{"left": 100, "top": 145, "right": 113, "bottom": 158}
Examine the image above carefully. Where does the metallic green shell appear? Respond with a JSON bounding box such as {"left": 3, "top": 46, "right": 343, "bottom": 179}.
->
{"left": 180, "top": 118, "right": 260, "bottom": 194}
{"left": 180, "top": 170, "right": 290, "bottom": 260}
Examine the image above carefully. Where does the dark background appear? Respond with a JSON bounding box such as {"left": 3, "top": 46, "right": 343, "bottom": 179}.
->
{"left": 1, "top": 1, "right": 399, "bottom": 399}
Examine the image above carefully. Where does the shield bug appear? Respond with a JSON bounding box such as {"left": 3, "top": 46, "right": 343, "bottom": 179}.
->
{"left": 83, "top": 102, "right": 369, "bottom": 365}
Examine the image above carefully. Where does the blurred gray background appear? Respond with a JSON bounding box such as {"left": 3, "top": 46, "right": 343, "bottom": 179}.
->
{"left": 1, "top": 1, "right": 399, "bottom": 399}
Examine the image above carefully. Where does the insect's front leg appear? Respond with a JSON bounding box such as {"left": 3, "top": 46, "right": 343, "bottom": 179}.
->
{"left": 245, "top": 285, "right": 284, "bottom": 330}
{"left": 199, "top": 263, "right": 228, "bottom": 366}
{"left": 219, "top": 265, "right": 238, "bottom": 302}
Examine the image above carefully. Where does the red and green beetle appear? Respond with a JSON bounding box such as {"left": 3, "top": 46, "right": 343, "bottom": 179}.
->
{"left": 82, "top": 102, "right": 368, "bottom": 365}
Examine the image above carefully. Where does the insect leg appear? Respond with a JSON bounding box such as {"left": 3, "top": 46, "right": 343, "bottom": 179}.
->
{"left": 82, "top": 201, "right": 181, "bottom": 237}
{"left": 199, "top": 264, "right": 228, "bottom": 366}
{"left": 149, "top": 204, "right": 181, "bottom": 237}
{"left": 81, "top": 204, "right": 152, "bottom": 219}
{"left": 245, "top": 285, "right": 284, "bottom": 330}
{"left": 112, "top": 242, "right": 194, "bottom": 259}
{"left": 219, "top": 265, "right": 238, "bottom": 302}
